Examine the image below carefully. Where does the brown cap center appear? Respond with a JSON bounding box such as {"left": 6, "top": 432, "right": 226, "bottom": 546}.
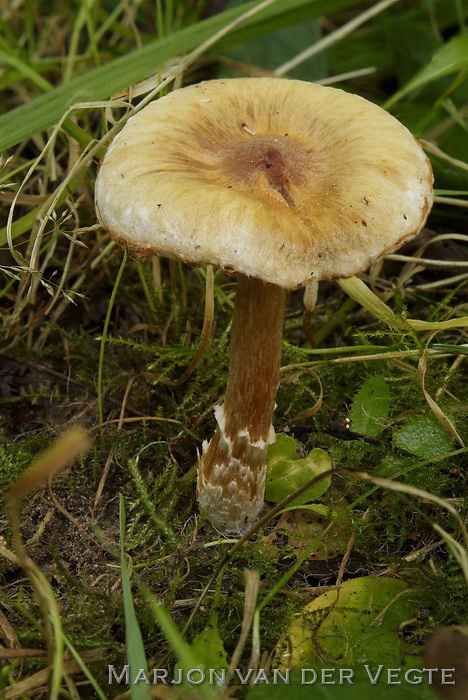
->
{"left": 218, "top": 135, "right": 312, "bottom": 208}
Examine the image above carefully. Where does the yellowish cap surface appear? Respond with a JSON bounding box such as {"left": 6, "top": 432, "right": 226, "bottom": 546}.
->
{"left": 95, "top": 78, "right": 433, "bottom": 288}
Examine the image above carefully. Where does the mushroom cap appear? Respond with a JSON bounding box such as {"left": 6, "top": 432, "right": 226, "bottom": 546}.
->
{"left": 95, "top": 78, "right": 433, "bottom": 288}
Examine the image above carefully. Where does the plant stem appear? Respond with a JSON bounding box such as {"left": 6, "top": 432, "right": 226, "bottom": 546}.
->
{"left": 97, "top": 249, "right": 127, "bottom": 427}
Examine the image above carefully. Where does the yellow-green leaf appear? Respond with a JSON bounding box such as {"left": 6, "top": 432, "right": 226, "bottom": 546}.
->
{"left": 278, "top": 577, "right": 423, "bottom": 667}
{"left": 349, "top": 376, "right": 390, "bottom": 438}
{"left": 265, "top": 434, "right": 331, "bottom": 506}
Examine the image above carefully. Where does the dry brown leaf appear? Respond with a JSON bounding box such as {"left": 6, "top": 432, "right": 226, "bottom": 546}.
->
{"left": 263, "top": 496, "right": 350, "bottom": 560}
{"left": 423, "top": 627, "right": 468, "bottom": 700}
{"left": 7, "top": 427, "right": 92, "bottom": 502}
{"left": 0, "top": 608, "right": 19, "bottom": 649}
{"left": 418, "top": 340, "right": 465, "bottom": 448}
{"left": 3, "top": 649, "right": 105, "bottom": 699}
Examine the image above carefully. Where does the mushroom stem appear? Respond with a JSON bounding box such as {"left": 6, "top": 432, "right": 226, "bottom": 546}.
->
{"left": 197, "top": 274, "right": 286, "bottom": 534}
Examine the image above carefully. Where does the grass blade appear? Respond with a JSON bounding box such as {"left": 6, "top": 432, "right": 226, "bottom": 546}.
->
{"left": 0, "top": 0, "right": 357, "bottom": 152}
{"left": 385, "top": 34, "right": 468, "bottom": 108}
{"left": 119, "top": 494, "right": 151, "bottom": 698}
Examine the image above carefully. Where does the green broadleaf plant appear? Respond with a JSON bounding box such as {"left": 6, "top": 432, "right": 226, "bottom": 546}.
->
{"left": 349, "top": 376, "right": 390, "bottom": 438}
{"left": 265, "top": 434, "right": 332, "bottom": 506}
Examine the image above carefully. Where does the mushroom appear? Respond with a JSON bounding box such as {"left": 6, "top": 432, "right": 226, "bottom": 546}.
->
{"left": 95, "top": 78, "right": 433, "bottom": 535}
